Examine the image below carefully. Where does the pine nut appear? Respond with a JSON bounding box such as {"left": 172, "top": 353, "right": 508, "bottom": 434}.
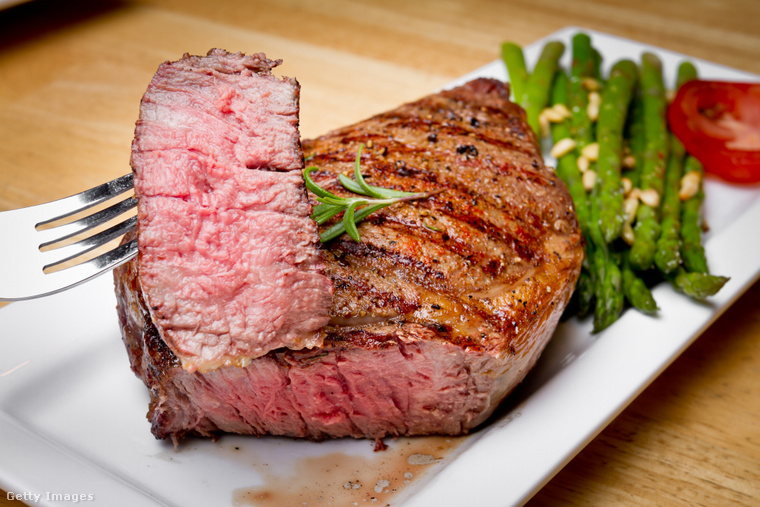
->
{"left": 577, "top": 155, "right": 590, "bottom": 173}
{"left": 581, "top": 142, "right": 599, "bottom": 161}
{"left": 582, "top": 77, "right": 600, "bottom": 91}
{"left": 582, "top": 169, "right": 597, "bottom": 191}
{"left": 639, "top": 188, "right": 660, "bottom": 207}
{"left": 679, "top": 171, "right": 701, "bottom": 200}
{"left": 624, "top": 195, "right": 639, "bottom": 223}
{"left": 622, "top": 154, "right": 636, "bottom": 169}
{"left": 551, "top": 103, "right": 572, "bottom": 119}
{"left": 622, "top": 222, "right": 635, "bottom": 245}
{"left": 621, "top": 177, "right": 633, "bottom": 195}
{"left": 540, "top": 108, "right": 559, "bottom": 123}
{"left": 587, "top": 91, "right": 601, "bottom": 121}
{"left": 550, "top": 137, "right": 577, "bottom": 159}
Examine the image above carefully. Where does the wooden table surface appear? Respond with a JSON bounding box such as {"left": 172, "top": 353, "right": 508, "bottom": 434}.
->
{"left": 1, "top": 0, "right": 758, "bottom": 505}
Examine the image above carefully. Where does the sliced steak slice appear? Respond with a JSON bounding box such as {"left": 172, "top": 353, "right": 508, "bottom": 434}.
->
{"left": 131, "top": 49, "right": 333, "bottom": 373}
{"left": 115, "top": 77, "right": 584, "bottom": 443}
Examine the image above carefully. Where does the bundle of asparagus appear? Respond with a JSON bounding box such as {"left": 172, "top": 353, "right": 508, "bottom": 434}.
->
{"left": 502, "top": 32, "right": 728, "bottom": 332}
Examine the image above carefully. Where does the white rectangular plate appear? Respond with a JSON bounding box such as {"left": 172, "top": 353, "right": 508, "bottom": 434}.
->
{"left": 1, "top": 27, "right": 759, "bottom": 507}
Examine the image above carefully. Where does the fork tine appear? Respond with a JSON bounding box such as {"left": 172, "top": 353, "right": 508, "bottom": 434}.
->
{"left": 37, "top": 195, "right": 137, "bottom": 248}
{"left": 35, "top": 173, "right": 134, "bottom": 227}
{"left": 34, "top": 238, "right": 138, "bottom": 299}
{"left": 42, "top": 215, "right": 138, "bottom": 271}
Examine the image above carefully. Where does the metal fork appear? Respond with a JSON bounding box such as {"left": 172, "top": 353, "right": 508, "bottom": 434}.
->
{"left": 0, "top": 173, "right": 137, "bottom": 301}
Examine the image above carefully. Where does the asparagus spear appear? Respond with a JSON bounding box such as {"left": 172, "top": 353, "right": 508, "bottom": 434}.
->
{"left": 501, "top": 42, "right": 529, "bottom": 104}
{"left": 670, "top": 268, "right": 729, "bottom": 300}
{"left": 550, "top": 70, "right": 591, "bottom": 233}
{"left": 591, "top": 47, "right": 603, "bottom": 81}
{"left": 654, "top": 135, "right": 685, "bottom": 274}
{"left": 622, "top": 250, "right": 658, "bottom": 314}
{"left": 589, "top": 186, "right": 624, "bottom": 332}
{"left": 550, "top": 70, "right": 597, "bottom": 312}
{"left": 654, "top": 62, "right": 698, "bottom": 274}
{"left": 618, "top": 89, "right": 660, "bottom": 314}
{"left": 556, "top": 40, "right": 632, "bottom": 330}
{"left": 568, "top": 32, "right": 596, "bottom": 149}
{"left": 680, "top": 155, "right": 709, "bottom": 273}
{"left": 575, "top": 261, "right": 596, "bottom": 319}
{"left": 667, "top": 60, "right": 710, "bottom": 274}
{"left": 629, "top": 52, "right": 669, "bottom": 270}
{"left": 596, "top": 59, "right": 639, "bottom": 243}
{"left": 625, "top": 92, "right": 645, "bottom": 189}
{"left": 675, "top": 61, "right": 698, "bottom": 87}
{"left": 522, "top": 40, "right": 565, "bottom": 137}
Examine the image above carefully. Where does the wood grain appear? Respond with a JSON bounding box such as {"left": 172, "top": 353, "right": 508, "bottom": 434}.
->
{"left": 1, "top": 0, "right": 758, "bottom": 505}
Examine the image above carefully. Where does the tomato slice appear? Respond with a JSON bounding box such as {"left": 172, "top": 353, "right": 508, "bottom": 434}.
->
{"left": 668, "top": 80, "right": 760, "bottom": 184}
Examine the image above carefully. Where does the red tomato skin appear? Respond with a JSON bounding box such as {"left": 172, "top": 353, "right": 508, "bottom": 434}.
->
{"left": 668, "top": 80, "right": 760, "bottom": 185}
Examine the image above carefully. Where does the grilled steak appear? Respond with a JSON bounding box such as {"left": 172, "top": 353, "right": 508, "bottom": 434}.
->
{"left": 115, "top": 75, "right": 584, "bottom": 443}
{"left": 131, "top": 49, "right": 333, "bottom": 373}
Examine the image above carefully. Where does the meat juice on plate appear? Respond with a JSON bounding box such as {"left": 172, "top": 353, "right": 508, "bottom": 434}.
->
{"left": 167, "top": 434, "right": 467, "bottom": 506}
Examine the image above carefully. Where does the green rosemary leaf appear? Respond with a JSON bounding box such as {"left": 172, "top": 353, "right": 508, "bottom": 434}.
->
{"left": 311, "top": 203, "right": 345, "bottom": 224}
{"left": 337, "top": 173, "right": 368, "bottom": 195}
{"left": 339, "top": 173, "right": 414, "bottom": 199}
{"left": 374, "top": 187, "right": 419, "bottom": 198}
{"left": 315, "top": 195, "right": 348, "bottom": 206}
{"left": 343, "top": 200, "right": 365, "bottom": 241}
{"left": 351, "top": 202, "right": 387, "bottom": 223}
{"left": 303, "top": 166, "right": 340, "bottom": 200}
{"left": 318, "top": 221, "right": 346, "bottom": 243}
{"left": 318, "top": 203, "right": 386, "bottom": 242}
{"left": 351, "top": 144, "right": 385, "bottom": 198}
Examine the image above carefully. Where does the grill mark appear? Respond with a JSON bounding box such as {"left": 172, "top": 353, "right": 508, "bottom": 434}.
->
{"left": 327, "top": 268, "right": 418, "bottom": 317}
{"left": 331, "top": 237, "right": 450, "bottom": 290}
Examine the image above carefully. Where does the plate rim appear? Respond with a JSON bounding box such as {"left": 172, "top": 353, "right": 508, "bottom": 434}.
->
{"left": 1, "top": 25, "right": 759, "bottom": 507}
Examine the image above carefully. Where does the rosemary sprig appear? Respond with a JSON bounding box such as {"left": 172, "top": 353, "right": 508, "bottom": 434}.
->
{"left": 303, "top": 143, "right": 441, "bottom": 242}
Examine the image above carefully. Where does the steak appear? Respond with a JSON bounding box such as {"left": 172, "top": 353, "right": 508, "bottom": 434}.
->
{"left": 131, "top": 49, "right": 333, "bottom": 373}
{"left": 114, "top": 76, "right": 584, "bottom": 443}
